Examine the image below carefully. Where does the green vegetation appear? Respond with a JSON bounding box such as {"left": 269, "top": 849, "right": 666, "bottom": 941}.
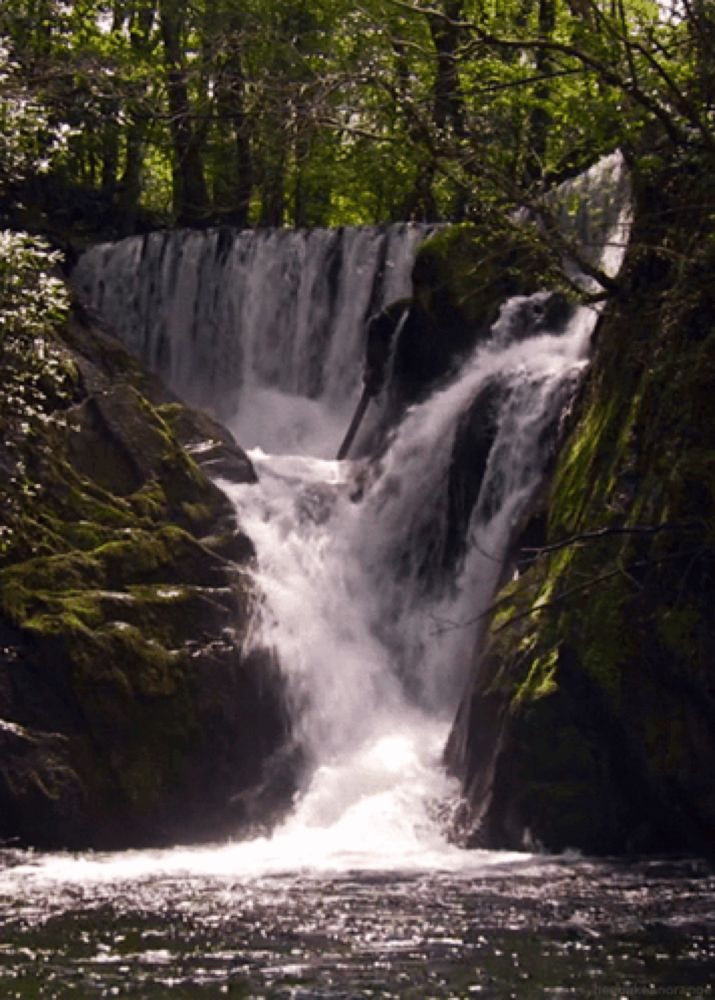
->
{"left": 0, "top": 0, "right": 712, "bottom": 234}
{"left": 0, "top": 231, "right": 68, "bottom": 336}
{"left": 0, "top": 290, "right": 286, "bottom": 848}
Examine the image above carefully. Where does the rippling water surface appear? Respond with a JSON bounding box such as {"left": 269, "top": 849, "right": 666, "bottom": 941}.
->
{"left": 1, "top": 851, "right": 713, "bottom": 998}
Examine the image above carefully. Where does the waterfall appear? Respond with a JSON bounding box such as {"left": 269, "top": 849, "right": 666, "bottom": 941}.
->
{"left": 72, "top": 154, "right": 630, "bottom": 868}
{"left": 206, "top": 298, "right": 597, "bottom": 868}
{"left": 549, "top": 149, "right": 632, "bottom": 283}
{"left": 72, "top": 223, "right": 431, "bottom": 459}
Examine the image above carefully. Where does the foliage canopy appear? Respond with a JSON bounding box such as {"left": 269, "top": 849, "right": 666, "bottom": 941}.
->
{"left": 0, "top": 0, "right": 712, "bottom": 231}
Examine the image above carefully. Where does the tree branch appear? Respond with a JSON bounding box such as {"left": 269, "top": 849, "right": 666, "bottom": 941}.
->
{"left": 491, "top": 544, "right": 706, "bottom": 634}
{"left": 387, "top": 0, "right": 690, "bottom": 148}
{"left": 430, "top": 525, "right": 704, "bottom": 637}
{"left": 522, "top": 520, "right": 701, "bottom": 556}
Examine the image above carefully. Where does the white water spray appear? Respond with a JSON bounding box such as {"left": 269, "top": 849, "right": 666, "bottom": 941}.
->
{"left": 72, "top": 223, "right": 431, "bottom": 459}
{"left": 212, "top": 295, "right": 597, "bottom": 869}
{"left": 66, "top": 154, "right": 630, "bottom": 874}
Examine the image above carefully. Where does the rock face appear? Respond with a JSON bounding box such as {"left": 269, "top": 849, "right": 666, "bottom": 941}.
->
{"left": 359, "top": 222, "right": 558, "bottom": 457}
{"left": 401, "top": 224, "right": 557, "bottom": 399}
{"left": 0, "top": 304, "right": 292, "bottom": 849}
{"left": 446, "top": 162, "right": 715, "bottom": 856}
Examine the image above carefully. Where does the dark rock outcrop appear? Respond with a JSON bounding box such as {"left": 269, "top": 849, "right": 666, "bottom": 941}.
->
{"left": 446, "top": 161, "right": 715, "bottom": 857}
{"left": 393, "top": 223, "right": 559, "bottom": 403}
{"left": 0, "top": 304, "right": 293, "bottom": 849}
{"left": 441, "top": 379, "right": 503, "bottom": 573}
{"left": 357, "top": 222, "right": 560, "bottom": 457}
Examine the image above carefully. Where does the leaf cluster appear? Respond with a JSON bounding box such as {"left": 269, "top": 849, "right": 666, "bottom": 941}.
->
{"left": 0, "top": 0, "right": 713, "bottom": 228}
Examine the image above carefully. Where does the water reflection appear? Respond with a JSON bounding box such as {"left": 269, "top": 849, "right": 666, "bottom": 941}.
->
{"left": 0, "top": 853, "right": 712, "bottom": 998}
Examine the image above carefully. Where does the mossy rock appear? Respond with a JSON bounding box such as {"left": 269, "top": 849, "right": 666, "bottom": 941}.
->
{"left": 385, "top": 223, "right": 566, "bottom": 415}
{"left": 412, "top": 222, "right": 557, "bottom": 332}
{"left": 0, "top": 302, "right": 291, "bottom": 849}
{"left": 447, "top": 158, "right": 715, "bottom": 857}
{"left": 157, "top": 402, "right": 257, "bottom": 485}
{"left": 0, "top": 721, "right": 88, "bottom": 847}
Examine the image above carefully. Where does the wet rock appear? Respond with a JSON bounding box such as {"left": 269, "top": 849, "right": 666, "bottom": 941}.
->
{"left": 442, "top": 379, "right": 503, "bottom": 572}
{"left": 447, "top": 163, "right": 715, "bottom": 857}
{"left": 157, "top": 401, "right": 258, "bottom": 486}
{"left": 358, "top": 223, "right": 563, "bottom": 457}
{"left": 0, "top": 719, "right": 87, "bottom": 847}
{"left": 0, "top": 304, "right": 292, "bottom": 849}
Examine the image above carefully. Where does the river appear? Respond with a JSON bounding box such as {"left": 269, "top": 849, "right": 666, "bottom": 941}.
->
{"left": 1, "top": 847, "right": 713, "bottom": 997}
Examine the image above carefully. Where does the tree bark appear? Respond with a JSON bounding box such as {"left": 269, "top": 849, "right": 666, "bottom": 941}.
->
{"left": 213, "top": 44, "right": 252, "bottom": 228}
{"left": 159, "top": 0, "right": 209, "bottom": 225}
{"left": 427, "top": 0, "right": 466, "bottom": 139}
{"left": 524, "top": 0, "right": 555, "bottom": 183}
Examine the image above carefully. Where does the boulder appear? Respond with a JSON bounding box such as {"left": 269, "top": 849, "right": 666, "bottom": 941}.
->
{"left": 358, "top": 222, "right": 563, "bottom": 457}
{"left": 0, "top": 304, "right": 293, "bottom": 849}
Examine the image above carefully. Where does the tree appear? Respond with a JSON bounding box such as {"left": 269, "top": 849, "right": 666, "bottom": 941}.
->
{"left": 158, "top": 0, "right": 210, "bottom": 224}
{"left": 1, "top": 0, "right": 712, "bottom": 233}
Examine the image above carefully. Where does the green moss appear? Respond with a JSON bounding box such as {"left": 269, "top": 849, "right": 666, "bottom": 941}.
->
{"left": 64, "top": 620, "right": 181, "bottom": 709}
{"left": 414, "top": 222, "right": 559, "bottom": 330}
{"left": 94, "top": 525, "right": 215, "bottom": 587}
{"left": 1, "top": 552, "right": 103, "bottom": 620}
{"left": 99, "top": 622, "right": 179, "bottom": 696}
{"left": 155, "top": 402, "right": 185, "bottom": 423}
{"left": 35, "top": 590, "right": 106, "bottom": 630}
{"left": 60, "top": 618, "right": 197, "bottom": 811}
{"left": 578, "top": 578, "right": 631, "bottom": 700}
{"left": 513, "top": 645, "right": 560, "bottom": 707}
{"left": 0, "top": 304, "right": 276, "bottom": 847}
{"left": 413, "top": 224, "right": 486, "bottom": 318}
{"left": 61, "top": 520, "right": 123, "bottom": 551}
{"left": 49, "top": 461, "right": 138, "bottom": 526}
{"left": 128, "top": 478, "right": 168, "bottom": 521}
{"left": 180, "top": 501, "right": 213, "bottom": 526}
{"left": 160, "top": 447, "right": 216, "bottom": 495}
{"left": 462, "top": 164, "right": 715, "bottom": 854}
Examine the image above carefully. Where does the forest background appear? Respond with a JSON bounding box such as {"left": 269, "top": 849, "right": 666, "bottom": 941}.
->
{"left": 0, "top": 0, "right": 712, "bottom": 243}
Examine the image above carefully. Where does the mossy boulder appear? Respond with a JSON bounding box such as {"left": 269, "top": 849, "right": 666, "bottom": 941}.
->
{"left": 446, "top": 159, "right": 715, "bottom": 857}
{"left": 392, "top": 222, "right": 560, "bottom": 405}
{"left": 359, "top": 222, "right": 566, "bottom": 458}
{"left": 0, "top": 303, "right": 292, "bottom": 849}
{"left": 412, "top": 222, "right": 556, "bottom": 330}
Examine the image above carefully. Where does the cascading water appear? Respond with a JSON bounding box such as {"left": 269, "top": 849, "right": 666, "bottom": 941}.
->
{"left": 67, "top": 153, "right": 633, "bottom": 872}
{"left": 72, "top": 223, "right": 431, "bottom": 459}
{"left": 210, "top": 298, "right": 598, "bottom": 872}
{"left": 2, "top": 154, "right": 712, "bottom": 999}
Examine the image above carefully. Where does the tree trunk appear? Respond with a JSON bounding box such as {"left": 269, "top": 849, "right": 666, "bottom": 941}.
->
{"left": 427, "top": 0, "right": 466, "bottom": 139}
{"left": 525, "top": 0, "right": 555, "bottom": 184}
{"left": 213, "top": 48, "right": 252, "bottom": 228}
{"left": 100, "top": 0, "right": 128, "bottom": 198}
{"left": 117, "top": 120, "right": 146, "bottom": 234}
{"left": 259, "top": 151, "right": 286, "bottom": 227}
{"left": 159, "top": 0, "right": 209, "bottom": 225}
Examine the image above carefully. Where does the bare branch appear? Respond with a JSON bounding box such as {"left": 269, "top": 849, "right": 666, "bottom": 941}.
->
{"left": 491, "top": 545, "right": 705, "bottom": 635}
{"left": 522, "top": 521, "right": 702, "bottom": 556}
{"left": 431, "top": 525, "right": 703, "bottom": 637}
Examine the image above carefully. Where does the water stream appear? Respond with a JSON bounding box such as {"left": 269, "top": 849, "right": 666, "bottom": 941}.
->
{"left": 1, "top": 156, "right": 712, "bottom": 997}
